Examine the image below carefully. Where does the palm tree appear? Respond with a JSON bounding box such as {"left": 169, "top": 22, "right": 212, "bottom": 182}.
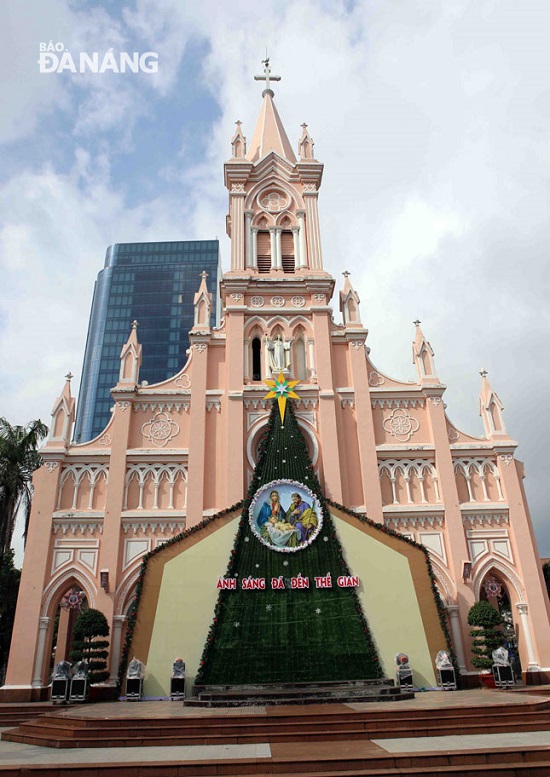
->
{"left": 0, "top": 418, "right": 48, "bottom": 559}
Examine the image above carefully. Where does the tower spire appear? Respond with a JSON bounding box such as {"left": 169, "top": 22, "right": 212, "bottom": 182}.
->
{"left": 247, "top": 60, "right": 296, "bottom": 164}
{"left": 340, "top": 271, "right": 362, "bottom": 327}
{"left": 479, "top": 369, "right": 507, "bottom": 437}
{"left": 48, "top": 372, "right": 76, "bottom": 447}
{"left": 192, "top": 270, "right": 213, "bottom": 331}
{"left": 412, "top": 320, "right": 438, "bottom": 383}
{"left": 118, "top": 320, "right": 142, "bottom": 387}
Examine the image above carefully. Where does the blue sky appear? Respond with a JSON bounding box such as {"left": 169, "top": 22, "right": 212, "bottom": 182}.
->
{"left": 2, "top": 0, "right": 550, "bottom": 559}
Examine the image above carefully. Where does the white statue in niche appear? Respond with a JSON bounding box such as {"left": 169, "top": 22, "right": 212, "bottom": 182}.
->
{"left": 266, "top": 334, "right": 291, "bottom": 371}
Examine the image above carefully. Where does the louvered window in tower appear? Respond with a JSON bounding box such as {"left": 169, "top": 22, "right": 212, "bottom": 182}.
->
{"left": 281, "top": 231, "right": 295, "bottom": 273}
{"left": 257, "top": 231, "right": 271, "bottom": 273}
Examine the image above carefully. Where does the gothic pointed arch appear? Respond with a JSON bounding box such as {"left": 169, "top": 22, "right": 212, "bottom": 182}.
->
{"left": 429, "top": 558, "right": 457, "bottom": 605}
{"left": 246, "top": 412, "right": 319, "bottom": 473}
{"left": 472, "top": 558, "right": 525, "bottom": 605}
{"left": 293, "top": 325, "right": 308, "bottom": 381}
{"left": 245, "top": 177, "right": 304, "bottom": 214}
{"left": 115, "top": 566, "right": 142, "bottom": 617}
{"left": 42, "top": 569, "right": 96, "bottom": 619}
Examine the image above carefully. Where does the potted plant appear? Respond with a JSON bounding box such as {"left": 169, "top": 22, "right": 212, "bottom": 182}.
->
{"left": 467, "top": 601, "right": 504, "bottom": 688}
{"left": 70, "top": 609, "right": 110, "bottom": 699}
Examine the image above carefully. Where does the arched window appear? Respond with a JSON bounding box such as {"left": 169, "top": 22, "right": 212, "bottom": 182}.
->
{"left": 50, "top": 586, "right": 89, "bottom": 674}
{"left": 295, "top": 337, "right": 307, "bottom": 380}
{"left": 480, "top": 572, "right": 522, "bottom": 678}
{"left": 252, "top": 337, "right": 262, "bottom": 381}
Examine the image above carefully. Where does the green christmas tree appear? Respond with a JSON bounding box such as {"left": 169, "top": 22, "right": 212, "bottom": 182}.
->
{"left": 196, "top": 391, "right": 382, "bottom": 686}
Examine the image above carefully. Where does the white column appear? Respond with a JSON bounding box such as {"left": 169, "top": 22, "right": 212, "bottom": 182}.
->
{"left": 303, "top": 195, "right": 323, "bottom": 269}
{"left": 307, "top": 338, "right": 316, "bottom": 382}
{"left": 297, "top": 210, "right": 307, "bottom": 269}
{"left": 516, "top": 603, "right": 539, "bottom": 670}
{"left": 251, "top": 227, "right": 258, "bottom": 271}
{"left": 465, "top": 476, "right": 474, "bottom": 502}
{"left": 269, "top": 228, "right": 277, "bottom": 271}
{"left": 32, "top": 616, "right": 51, "bottom": 686}
{"left": 230, "top": 191, "right": 245, "bottom": 271}
{"left": 264, "top": 336, "right": 272, "bottom": 377}
{"left": 274, "top": 228, "right": 282, "bottom": 269}
{"left": 244, "top": 210, "right": 253, "bottom": 269}
{"left": 291, "top": 226, "right": 301, "bottom": 269}
{"left": 109, "top": 615, "right": 127, "bottom": 683}
{"left": 447, "top": 605, "right": 467, "bottom": 672}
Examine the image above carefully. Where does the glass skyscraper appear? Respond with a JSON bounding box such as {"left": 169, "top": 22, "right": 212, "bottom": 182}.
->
{"left": 75, "top": 240, "right": 221, "bottom": 443}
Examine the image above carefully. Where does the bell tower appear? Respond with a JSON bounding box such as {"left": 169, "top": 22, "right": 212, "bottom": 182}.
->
{"left": 224, "top": 60, "right": 327, "bottom": 276}
{"left": 220, "top": 61, "right": 339, "bottom": 504}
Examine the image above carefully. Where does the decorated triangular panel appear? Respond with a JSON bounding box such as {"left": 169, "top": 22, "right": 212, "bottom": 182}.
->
{"left": 196, "top": 400, "right": 382, "bottom": 685}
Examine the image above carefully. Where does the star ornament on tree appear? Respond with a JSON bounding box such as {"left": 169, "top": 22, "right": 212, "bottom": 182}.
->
{"left": 264, "top": 373, "right": 300, "bottom": 422}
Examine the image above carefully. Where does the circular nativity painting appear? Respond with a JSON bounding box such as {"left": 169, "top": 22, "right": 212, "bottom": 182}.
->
{"left": 249, "top": 479, "right": 323, "bottom": 553}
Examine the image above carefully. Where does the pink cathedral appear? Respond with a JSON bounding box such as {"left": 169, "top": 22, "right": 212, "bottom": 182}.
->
{"left": 3, "top": 65, "right": 550, "bottom": 700}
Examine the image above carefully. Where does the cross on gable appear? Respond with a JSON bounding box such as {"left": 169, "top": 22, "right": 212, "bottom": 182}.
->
{"left": 254, "top": 58, "right": 281, "bottom": 94}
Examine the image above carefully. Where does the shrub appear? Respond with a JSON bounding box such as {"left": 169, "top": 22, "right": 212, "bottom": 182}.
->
{"left": 467, "top": 601, "right": 504, "bottom": 671}
{"left": 70, "top": 609, "right": 110, "bottom": 684}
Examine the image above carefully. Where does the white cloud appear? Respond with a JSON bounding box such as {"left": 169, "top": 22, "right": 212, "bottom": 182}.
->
{"left": 2, "top": 0, "right": 550, "bottom": 558}
{"left": 0, "top": 0, "right": 72, "bottom": 142}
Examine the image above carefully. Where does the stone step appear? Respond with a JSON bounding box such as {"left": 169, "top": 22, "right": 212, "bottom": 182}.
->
{"left": 189, "top": 678, "right": 409, "bottom": 707}
{"left": 194, "top": 678, "right": 396, "bottom": 692}
{"left": 6, "top": 714, "right": 550, "bottom": 749}
{"left": 0, "top": 703, "right": 58, "bottom": 728}
{"left": 1, "top": 746, "right": 550, "bottom": 776}
{"left": 186, "top": 690, "right": 410, "bottom": 707}
{"left": 12, "top": 700, "right": 550, "bottom": 734}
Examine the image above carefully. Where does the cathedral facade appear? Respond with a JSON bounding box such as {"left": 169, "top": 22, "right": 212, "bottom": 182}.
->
{"left": 3, "top": 66, "right": 550, "bottom": 699}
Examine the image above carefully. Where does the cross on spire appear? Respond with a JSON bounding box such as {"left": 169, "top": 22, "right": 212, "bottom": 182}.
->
{"left": 254, "top": 58, "right": 281, "bottom": 96}
{"left": 480, "top": 368, "right": 488, "bottom": 378}
{"left": 200, "top": 270, "right": 209, "bottom": 281}
{"left": 342, "top": 270, "right": 350, "bottom": 278}
{"left": 413, "top": 319, "right": 421, "bottom": 327}
{"left": 65, "top": 372, "right": 73, "bottom": 382}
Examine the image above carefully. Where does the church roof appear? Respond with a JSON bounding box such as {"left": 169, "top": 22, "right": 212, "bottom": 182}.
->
{"left": 246, "top": 90, "right": 297, "bottom": 164}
